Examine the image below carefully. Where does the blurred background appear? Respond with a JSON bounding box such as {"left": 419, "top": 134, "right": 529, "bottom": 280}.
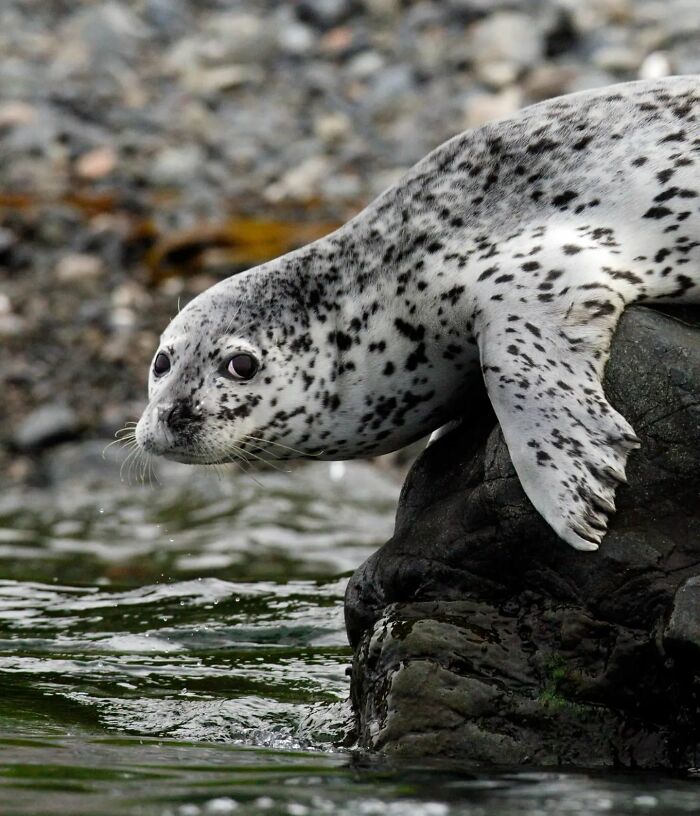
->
{"left": 2, "top": 0, "right": 699, "bottom": 488}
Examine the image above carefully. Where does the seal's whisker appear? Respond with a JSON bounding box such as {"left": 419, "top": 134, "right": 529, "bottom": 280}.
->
{"left": 131, "top": 445, "right": 148, "bottom": 486}
{"left": 103, "top": 425, "right": 138, "bottom": 458}
{"left": 230, "top": 455, "right": 265, "bottom": 488}
{"left": 231, "top": 444, "right": 287, "bottom": 473}
{"left": 140, "top": 451, "right": 150, "bottom": 485}
{"left": 128, "top": 449, "right": 140, "bottom": 486}
{"left": 190, "top": 441, "right": 237, "bottom": 484}
{"left": 146, "top": 454, "right": 159, "bottom": 487}
{"left": 102, "top": 436, "right": 130, "bottom": 457}
{"left": 238, "top": 441, "right": 292, "bottom": 473}
{"left": 119, "top": 446, "right": 139, "bottom": 484}
{"left": 242, "top": 435, "right": 321, "bottom": 458}
{"left": 216, "top": 443, "right": 265, "bottom": 487}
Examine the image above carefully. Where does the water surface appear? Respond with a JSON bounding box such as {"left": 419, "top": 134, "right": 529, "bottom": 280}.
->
{"left": 0, "top": 450, "right": 698, "bottom": 815}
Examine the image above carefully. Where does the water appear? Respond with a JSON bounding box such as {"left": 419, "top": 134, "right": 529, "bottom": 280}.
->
{"left": 0, "top": 451, "right": 698, "bottom": 815}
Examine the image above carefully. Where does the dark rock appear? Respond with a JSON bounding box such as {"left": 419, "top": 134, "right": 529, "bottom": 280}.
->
{"left": 296, "top": 0, "right": 357, "bottom": 30}
{"left": 665, "top": 578, "right": 700, "bottom": 658}
{"left": 346, "top": 306, "right": 700, "bottom": 767}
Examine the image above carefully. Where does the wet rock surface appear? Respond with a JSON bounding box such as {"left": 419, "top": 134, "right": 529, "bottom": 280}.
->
{"left": 346, "top": 306, "right": 700, "bottom": 767}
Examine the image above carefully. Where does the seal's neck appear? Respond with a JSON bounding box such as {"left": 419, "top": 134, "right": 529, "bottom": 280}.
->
{"left": 265, "top": 211, "right": 473, "bottom": 459}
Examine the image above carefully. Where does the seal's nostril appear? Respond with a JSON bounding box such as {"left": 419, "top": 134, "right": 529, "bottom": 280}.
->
{"left": 158, "top": 400, "right": 199, "bottom": 430}
{"left": 157, "top": 403, "right": 174, "bottom": 423}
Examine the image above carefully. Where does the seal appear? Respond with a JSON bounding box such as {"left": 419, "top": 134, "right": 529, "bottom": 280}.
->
{"left": 135, "top": 77, "right": 700, "bottom": 551}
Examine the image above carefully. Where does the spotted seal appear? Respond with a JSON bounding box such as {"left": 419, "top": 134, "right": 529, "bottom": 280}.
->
{"left": 136, "top": 77, "right": 700, "bottom": 551}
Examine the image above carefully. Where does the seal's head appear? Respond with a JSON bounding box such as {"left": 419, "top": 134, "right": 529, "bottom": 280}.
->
{"left": 136, "top": 241, "right": 466, "bottom": 467}
{"left": 136, "top": 259, "right": 331, "bottom": 465}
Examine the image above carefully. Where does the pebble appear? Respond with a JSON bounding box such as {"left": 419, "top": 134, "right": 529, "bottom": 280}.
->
{"left": 462, "top": 87, "right": 523, "bottom": 130}
{"left": 363, "top": 64, "right": 415, "bottom": 112}
{"left": 277, "top": 22, "right": 315, "bottom": 56}
{"left": 361, "top": 0, "right": 400, "bottom": 18}
{"left": 143, "top": 0, "right": 191, "bottom": 39}
{"left": 14, "top": 403, "right": 81, "bottom": 451}
{"left": 469, "top": 12, "right": 544, "bottom": 72}
{"left": 181, "top": 64, "right": 264, "bottom": 94}
{"left": 314, "top": 112, "right": 352, "bottom": 145}
{"left": 0, "top": 227, "right": 17, "bottom": 254}
{"left": 592, "top": 45, "right": 641, "bottom": 73}
{"left": 54, "top": 253, "right": 104, "bottom": 283}
{"left": 75, "top": 146, "right": 117, "bottom": 180}
{"left": 265, "top": 156, "right": 331, "bottom": 203}
{"left": 202, "top": 12, "right": 275, "bottom": 64}
{"left": 0, "top": 101, "right": 36, "bottom": 129}
{"left": 346, "top": 50, "right": 385, "bottom": 80}
{"left": 69, "top": 1, "right": 147, "bottom": 63}
{"left": 0, "top": 293, "right": 25, "bottom": 337}
{"left": 150, "top": 144, "right": 204, "bottom": 186}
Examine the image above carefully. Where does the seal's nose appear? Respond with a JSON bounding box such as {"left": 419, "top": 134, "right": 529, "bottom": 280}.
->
{"left": 157, "top": 403, "right": 174, "bottom": 424}
{"left": 157, "top": 399, "right": 202, "bottom": 432}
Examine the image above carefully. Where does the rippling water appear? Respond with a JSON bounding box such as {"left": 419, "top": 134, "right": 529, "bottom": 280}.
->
{"left": 0, "top": 449, "right": 698, "bottom": 815}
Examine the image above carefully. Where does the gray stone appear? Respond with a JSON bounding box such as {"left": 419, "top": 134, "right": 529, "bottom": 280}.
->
{"left": 277, "top": 22, "right": 316, "bottom": 56}
{"left": 4, "top": 107, "right": 58, "bottom": 153}
{"left": 346, "top": 307, "right": 700, "bottom": 767}
{"left": 468, "top": 12, "right": 544, "bottom": 72}
{"left": 363, "top": 64, "right": 415, "bottom": 113}
{"left": 14, "top": 403, "right": 81, "bottom": 451}
{"left": 143, "top": 0, "right": 192, "bottom": 39}
{"left": 149, "top": 144, "right": 204, "bottom": 186}
{"left": 202, "top": 12, "right": 276, "bottom": 64}
{"left": 69, "top": 2, "right": 148, "bottom": 63}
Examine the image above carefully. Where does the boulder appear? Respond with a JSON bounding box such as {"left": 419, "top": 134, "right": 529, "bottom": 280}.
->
{"left": 346, "top": 306, "right": 700, "bottom": 767}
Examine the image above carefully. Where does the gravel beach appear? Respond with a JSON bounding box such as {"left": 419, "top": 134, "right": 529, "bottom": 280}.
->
{"left": 1, "top": 0, "right": 699, "bottom": 486}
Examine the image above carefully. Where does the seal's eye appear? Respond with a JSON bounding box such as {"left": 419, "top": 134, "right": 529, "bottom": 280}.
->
{"left": 153, "top": 352, "right": 171, "bottom": 377}
{"left": 226, "top": 353, "right": 258, "bottom": 381}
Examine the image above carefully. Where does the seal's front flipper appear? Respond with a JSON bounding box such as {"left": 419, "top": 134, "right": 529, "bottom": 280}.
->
{"left": 476, "top": 302, "right": 640, "bottom": 550}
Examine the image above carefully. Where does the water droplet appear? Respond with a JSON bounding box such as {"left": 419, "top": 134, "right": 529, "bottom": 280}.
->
{"left": 329, "top": 461, "right": 346, "bottom": 482}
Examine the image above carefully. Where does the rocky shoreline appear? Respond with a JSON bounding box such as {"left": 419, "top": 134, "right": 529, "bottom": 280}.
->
{"left": 3, "top": 0, "right": 700, "bottom": 487}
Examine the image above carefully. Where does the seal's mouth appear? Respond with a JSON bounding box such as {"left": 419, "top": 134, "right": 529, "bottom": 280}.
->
{"left": 135, "top": 408, "right": 255, "bottom": 466}
{"left": 135, "top": 409, "right": 186, "bottom": 461}
{"left": 136, "top": 424, "right": 218, "bottom": 465}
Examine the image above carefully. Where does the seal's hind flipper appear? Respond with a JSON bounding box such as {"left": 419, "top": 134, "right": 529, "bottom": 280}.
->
{"left": 475, "top": 297, "right": 640, "bottom": 550}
